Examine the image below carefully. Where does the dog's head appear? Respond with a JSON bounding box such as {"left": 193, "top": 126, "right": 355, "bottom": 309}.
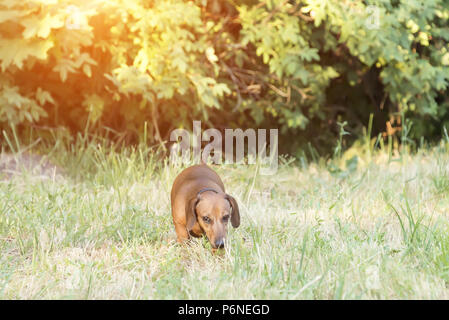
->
{"left": 186, "top": 190, "right": 240, "bottom": 249}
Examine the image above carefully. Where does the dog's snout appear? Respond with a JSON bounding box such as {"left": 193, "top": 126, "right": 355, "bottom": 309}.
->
{"left": 214, "top": 238, "right": 225, "bottom": 249}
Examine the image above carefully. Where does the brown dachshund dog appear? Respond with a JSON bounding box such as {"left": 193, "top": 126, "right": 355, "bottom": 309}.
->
{"left": 170, "top": 164, "right": 240, "bottom": 249}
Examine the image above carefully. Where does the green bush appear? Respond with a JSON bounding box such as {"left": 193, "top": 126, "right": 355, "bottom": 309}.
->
{"left": 237, "top": 0, "right": 449, "bottom": 151}
{"left": 0, "top": 0, "right": 448, "bottom": 154}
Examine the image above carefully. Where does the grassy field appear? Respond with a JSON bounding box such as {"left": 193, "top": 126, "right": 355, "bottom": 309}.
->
{"left": 1, "top": 134, "right": 449, "bottom": 299}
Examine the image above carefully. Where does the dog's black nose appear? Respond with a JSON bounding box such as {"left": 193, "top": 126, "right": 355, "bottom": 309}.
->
{"left": 214, "top": 239, "right": 225, "bottom": 248}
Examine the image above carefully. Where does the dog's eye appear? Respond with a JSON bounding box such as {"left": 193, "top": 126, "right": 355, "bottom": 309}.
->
{"left": 202, "top": 216, "right": 211, "bottom": 224}
{"left": 222, "top": 215, "right": 230, "bottom": 222}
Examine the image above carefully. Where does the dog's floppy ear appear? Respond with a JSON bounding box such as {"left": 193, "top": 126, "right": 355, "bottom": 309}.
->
{"left": 226, "top": 194, "right": 240, "bottom": 228}
{"left": 186, "top": 196, "right": 199, "bottom": 231}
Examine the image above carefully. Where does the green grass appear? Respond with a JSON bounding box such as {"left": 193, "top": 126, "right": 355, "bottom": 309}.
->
{"left": 1, "top": 133, "right": 449, "bottom": 299}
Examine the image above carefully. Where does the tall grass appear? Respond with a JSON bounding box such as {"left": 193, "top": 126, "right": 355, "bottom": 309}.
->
{"left": 1, "top": 126, "right": 449, "bottom": 299}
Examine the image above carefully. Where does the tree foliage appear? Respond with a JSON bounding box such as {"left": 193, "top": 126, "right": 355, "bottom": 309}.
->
{"left": 1, "top": 0, "right": 448, "bottom": 153}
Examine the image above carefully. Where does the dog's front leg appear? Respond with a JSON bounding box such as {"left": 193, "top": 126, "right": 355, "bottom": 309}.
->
{"left": 174, "top": 222, "right": 190, "bottom": 243}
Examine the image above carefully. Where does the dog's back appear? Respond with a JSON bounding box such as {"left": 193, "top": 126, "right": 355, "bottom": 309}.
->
{"left": 171, "top": 164, "right": 224, "bottom": 194}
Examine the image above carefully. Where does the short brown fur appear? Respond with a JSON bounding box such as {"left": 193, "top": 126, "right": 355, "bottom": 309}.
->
{"left": 170, "top": 164, "right": 240, "bottom": 249}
